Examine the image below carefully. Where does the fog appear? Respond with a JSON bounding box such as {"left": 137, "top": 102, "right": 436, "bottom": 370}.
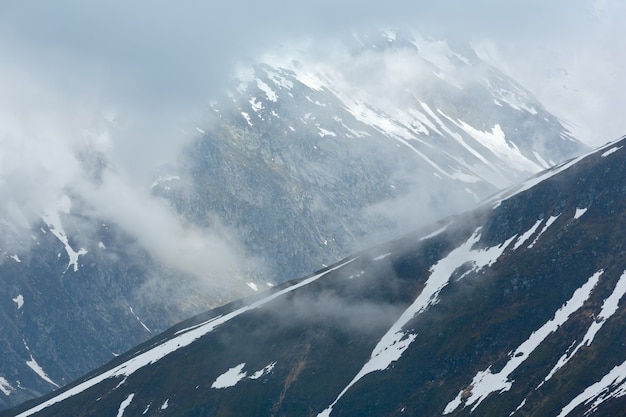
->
{"left": 0, "top": 1, "right": 622, "bottom": 287}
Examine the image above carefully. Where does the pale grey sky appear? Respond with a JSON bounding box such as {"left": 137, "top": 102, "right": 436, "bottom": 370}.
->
{"left": 0, "top": 1, "right": 622, "bottom": 145}
{"left": 0, "top": 0, "right": 622, "bottom": 283}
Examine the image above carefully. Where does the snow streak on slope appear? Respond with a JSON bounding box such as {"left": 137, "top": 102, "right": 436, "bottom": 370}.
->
{"left": 601, "top": 146, "right": 622, "bottom": 157}
{"left": 26, "top": 355, "right": 59, "bottom": 389}
{"left": 248, "top": 362, "right": 276, "bottom": 380}
{"left": 541, "top": 270, "right": 626, "bottom": 387}
{"left": 456, "top": 121, "right": 543, "bottom": 174}
{"left": 12, "top": 295, "right": 24, "bottom": 310}
{"left": 574, "top": 207, "right": 588, "bottom": 220}
{"left": 41, "top": 195, "right": 87, "bottom": 273}
{"left": 418, "top": 222, "right": 452, "bottom": 242}
{"left": 210, "top": 361, "right": 277, "bottom": 389}
{"left": 528, "top": 214, "right": 560, "bottom": 249}
{"left": 490, "top": 140, "right": 618, "bottom": 210}
{"left": 22, "top": 340, "right": 59, "bottom": 388}
{"left": 211, "top": 363, "right": 247, "bottom": 389}
{"left": 15, "top": 259, "right": 354, "bottom": 417}
{"left": 556, "top": 359, "right": 626, "bottom": 417}
{"left": 256, "top": 34, "right": 584, "bottom": 204}
{"left": 319, "top": 229, "right": 516, "bottom": 417}
{"left": 0, "top": 378, "right": 13, "bottom": 396}
{"left": 116, "top": 393, "right": 134, "bottom": 417}
{"left": 445, "top": 271, "right": 603, "bottom": 413}
{"left": 512, "top": 219, "right": 543, "bottom": 251}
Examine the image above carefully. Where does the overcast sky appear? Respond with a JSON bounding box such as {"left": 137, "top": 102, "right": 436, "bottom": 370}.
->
{"left": 0, "top": 1, "right": 623, "bottom": 281}
{"left": 1, "top": 1, "right": 623, "bottom": 145}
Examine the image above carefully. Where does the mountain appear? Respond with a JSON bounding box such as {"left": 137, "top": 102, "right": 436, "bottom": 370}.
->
{"left": 6, "top": 136, "right": 625, "bottom": 417}
{"left": 168, "top": 31, "right": 586, "bottom": 280}
{"left": 0, "top": 32, "right": 588, "bottom": 410}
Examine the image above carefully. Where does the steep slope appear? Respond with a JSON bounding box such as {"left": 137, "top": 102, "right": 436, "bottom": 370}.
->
{"left": 0, "top": 205, "right": 251, "bottom": 411}
{"left": 162, "top": 31, "right": 586, "bottom": 280}
{"left": 0, "top": 32, "right": 587, "bottom": 411}
{"left": 7, "top": 136, "right": 625, "bottom": 417}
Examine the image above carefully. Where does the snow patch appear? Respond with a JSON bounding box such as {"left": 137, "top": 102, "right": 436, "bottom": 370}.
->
{"left": 574, "top": 207, "right": 588, "bottom": 220}
{"left": 487, "top": 83, "right": 536, "bottom": 114}
{"left": 14, "top": 259, "right": 355, "bottom": 417}
{"left": 317, "top": 127, "right": 337, "bottom": 138}
{"left": 266, "top": 70, "right": 293, "bottom": 90}
{"left": 241, "top": 112, "right": 253, "bottom": 126}
{"left": 12, "top": 295, "right": 24, "bottom": 310}
{"left": 512, "top": 219, "right": 543, "bottom": 251}
{"left": 295, "top": 72, "right": 324, "bottom": 91}
{"left": 411, "top": 35, "right": 470, "bottom": 77}
{"left": 41, "top": 195, "right": 88, "bottom": 273}
{"left": 116, "top": 393, "right": 134, "bottom": 417}
{"left": 321, "top": 229, "right": 515, "bottom": 416}
{"left": 129, "top": 307, "right": 151, "bottom": 333}
{"left": 491, "top": 140, "right": 622, "bottom": 210}
{"left": 556, "top": 359, "right": 626, "bottom": 417}
{"left": 457, "top": 121, "right": 542, "bottom": 174}
{"left": 0, "top": 377, "right": 14, "bottom": 396}
{"left": 150, "top": 175, "right": 180, "bottom": 189}
{"left": 26, "top": 355, "right": 60, "bottom": 388}
{"left": 10, "top": 254, "right": 21, "bottom": 263}
{"left": 211, "top": 363, "right": 247, "bottom": 389}
{"left": 247, "top": 282, "right": 259, "bottom": 291}
{"left": 373, "top": 253, "right": 392, "bottom": 261}
{"left": 424, "top": 109, "right": 507, "bottom": 187}
{"left": 249, "top": 97, "right": 263, "bottom": 112}
{"left": 418, "top": 222, "right": 452, "bottom": 242}
{"left": 601, "top": 146, "right": 622, "bottom": 157}
{"left": 256, "top": 79, "right": 278, "bottom": 101}
{"left": 306, "top": 96, "right": 327, "bottom": 107}
{"left": 490, "top": 149, "right": 593, "bottom": 210}
{"left": 528, "top": 214, "right": 560, "bottom": 249}
{"left": 465, "top": 187, "right": 480, "bottom": 203}
{"left": 249, "top": 362, "right": 276, "bottom": 380}
{"left": 445, "top": 271, "right": 602, "bottom": 413}
{"left": 510, "top": 398, "right": 527, "bottom": 416}
{"left": 160, "top": 399, "right": 169, "bottom": 410}
{"left": 542, "top": 270, "right": 626, "bottom": 386}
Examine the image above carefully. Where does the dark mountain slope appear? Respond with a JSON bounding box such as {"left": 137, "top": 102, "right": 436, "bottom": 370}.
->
{"left": 0, "top": 33, "right": 589, "bottom": 412}
{"left": 5, "top": 136, "right": 626, "bottom": 417}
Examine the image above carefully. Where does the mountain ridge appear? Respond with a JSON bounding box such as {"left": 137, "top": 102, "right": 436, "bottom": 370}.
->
{"left": 5, "top": 135, "right": 624, "bottom": 416}
{"left": 0, "top": 32, "right": 589, "bottom": 411}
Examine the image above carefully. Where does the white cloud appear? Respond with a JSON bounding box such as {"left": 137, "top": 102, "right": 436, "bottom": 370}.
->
{"left": 0, "top": 47, "right": 252, "bottom": 286}
{"left": 0, "top": 1, "right": 622, "bottom": 282}
{"left": 472, "top": 2, "right": 626, "bottom": 146}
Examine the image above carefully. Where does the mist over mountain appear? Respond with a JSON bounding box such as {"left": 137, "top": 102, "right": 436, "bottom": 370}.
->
{"left": 6, "top": 135, "right": 625, "bottom": 417}
{"left": 160, "top": 31, "right": 586, "bottom": 280}
{"left": 0, "top": 32, "right": 587, "bottom": 410}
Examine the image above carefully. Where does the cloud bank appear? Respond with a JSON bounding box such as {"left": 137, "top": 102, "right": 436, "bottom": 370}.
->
{"left": 0, "top": 1, "right": 622, "bottom": 286}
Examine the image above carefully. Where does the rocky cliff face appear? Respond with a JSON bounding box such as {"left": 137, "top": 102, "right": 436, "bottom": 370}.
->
{"left": 6, "top": 137, "right": 625, "bottom": 417}
{"left": 0, "top": 32, "right": 587, "bottom": 410}
{"left": 158, "top": 31, "right": 586, "bottom": 281}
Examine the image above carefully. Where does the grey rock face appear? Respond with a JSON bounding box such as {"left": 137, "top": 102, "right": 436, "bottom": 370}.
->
{"left": 7, "top": 137, "right": 625, "bottom": 417}
{"left": 0, "top": 32, "right": 587, "bottom": 410}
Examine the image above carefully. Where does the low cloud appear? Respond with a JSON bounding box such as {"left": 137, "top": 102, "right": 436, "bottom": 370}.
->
{"left": 78, "top": 170, "right": 251, "bottom": 284}
{"left": 0, "top": 49, "right": 255, "bottom": 288}
{"left": 0, "top": 1, "right": 622, "bottom": 286}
